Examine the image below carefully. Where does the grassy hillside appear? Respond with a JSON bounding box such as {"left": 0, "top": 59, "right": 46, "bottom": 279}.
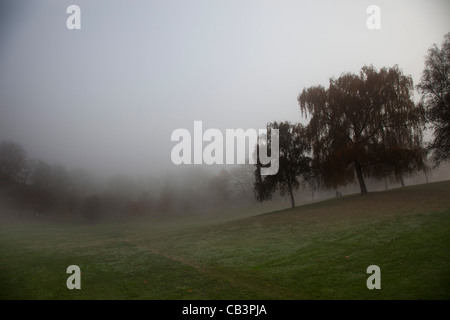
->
{"left": 1, "top": 181, "right": 449, "bottom": 299}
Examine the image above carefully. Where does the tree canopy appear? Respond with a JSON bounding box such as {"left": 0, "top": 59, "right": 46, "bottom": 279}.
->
{"left": 0, "top": 140, "right": 27, "bottom": 184}
{"left": 298, "top": 65, "right": 425, "bottom": 195}
{"left": 417, "top": 32, "right": 450, "bottom": 165}
{"left": 254, "top": 122, "right": 311, "bottom": 208}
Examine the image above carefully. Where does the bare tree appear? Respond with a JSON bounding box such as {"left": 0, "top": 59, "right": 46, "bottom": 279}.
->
{"left": 417, "top": 33, "right": 450, "bottom": 165}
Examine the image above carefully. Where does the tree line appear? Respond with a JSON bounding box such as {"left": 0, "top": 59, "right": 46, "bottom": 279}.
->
{"left": 254, "top": 33, "right": 449, "bottom": 207}
{"left": 0, "top": 142, "right": 256, "bottom": 221}
{"left": 1, "top": 34, "right": 448, "bottom": 218}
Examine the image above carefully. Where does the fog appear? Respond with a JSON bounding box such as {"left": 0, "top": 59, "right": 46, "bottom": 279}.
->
{"left": 0, "top": 1, "right": 450, "bottom": 222}
{"left": 1, "top": 0, "right": 449, "bottom": 177}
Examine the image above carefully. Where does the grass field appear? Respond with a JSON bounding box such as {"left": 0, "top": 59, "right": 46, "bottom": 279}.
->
{"left": 1, "top": 181, "right": 449, "bottom": 300}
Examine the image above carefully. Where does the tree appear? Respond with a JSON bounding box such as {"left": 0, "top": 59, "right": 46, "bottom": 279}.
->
{"left": 0, "top": 140, "right": 26, "bottom": 184}
{"left": 368, "top": 127, "right": 425, "bottom": 188}
{"left": 156, "top": 174, "right": 176, "bottom": 214}
{"left": 304, "top": 161, "right": 321, "bottom": 201}
{"left": 209, "top": 169, "right": 231, "bottom": 206}
{"left": 18, "top": 159, "right": 36, "bottom": 185}
{"left": 28, "top": 161, "right": 72, "bottom": 215}
{"left": 229, "top": 165, "right": 256, "bottom": 203}
{"left": 420, "top": 148, "right": 432, "bottom": 183}
{"left": 29, "top": 160, "right": 55, "bottom": 213}
{"left": 417, "top": 33, "right": 450, "bottom": 165}
{"left": 254, "top": 122, "right": 311, "bottom": 208}
{"left": 298, "top": 65, "right": 425, "bottom": 195}
{"left": 80, "top": 195, "right": 103, "bottom": 223}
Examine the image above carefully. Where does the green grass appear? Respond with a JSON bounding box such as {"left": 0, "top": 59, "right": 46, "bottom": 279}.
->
{"left": 1, "top": 181, "right": 449, "bottom": 299}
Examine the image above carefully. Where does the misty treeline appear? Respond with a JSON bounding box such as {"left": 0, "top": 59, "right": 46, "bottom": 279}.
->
{"left": 255, "top": 33, "right": 449, "bottom": 207}
{"left": 1, "top": 34, "right": 449, "bottom": 219}
{"left": 0, "top": 142, "right": 256, "bottom": 221}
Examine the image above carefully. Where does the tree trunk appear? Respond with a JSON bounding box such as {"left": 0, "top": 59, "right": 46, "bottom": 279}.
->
{"left": 424, "top": 168, "right": 429, "bottom": 183}
{"left": 354, "top": 161, "right": 368, "bottom": 195}
{"left": 400, "top": 175, "right": 405, "bottom": 187}
{"left": 384, "top": 176, "right": 388, "bottom": 190}
{"left": 287, "top": 181, "right": 296, "bottom": 208}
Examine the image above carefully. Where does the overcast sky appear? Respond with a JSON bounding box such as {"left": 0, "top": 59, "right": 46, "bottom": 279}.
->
{"left": 0, "top": 0, "right": 449, "bottom": 177}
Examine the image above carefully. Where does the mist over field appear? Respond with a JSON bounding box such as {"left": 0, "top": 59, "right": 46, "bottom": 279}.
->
{"left": 0, "top": 1, "right": 448, "bottom": 175}
{"left": 0, "top": 0, "right": 449, "bottom": 303}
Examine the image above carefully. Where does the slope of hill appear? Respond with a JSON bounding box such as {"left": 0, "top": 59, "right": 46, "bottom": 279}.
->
{"left": 1, "top": 181, "right": 449, "bottom": 299}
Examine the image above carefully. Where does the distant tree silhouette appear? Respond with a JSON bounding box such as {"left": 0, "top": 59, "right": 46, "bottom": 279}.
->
{"left": 298, "top": 65, "right": 425, "bottom": 195}
{"left": 209, "top": 169, "right": 231, "bottom": 206}
{"left": 0, "top": 140, "right": 26, "bottom": 185}
{"left": 80, "top": 195, "right": 103, "bottom": 223}
{"left": 229, "top": 165, "right": 257, "bottom": 203}
{"left": 254, "top": 122, "right": 311, "bottom": 208}
{"left": 30, "top": 161, "right": 56, "bottom": 213}
{"left": 417, "top": 33, "right": 450, "bottom": 165}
